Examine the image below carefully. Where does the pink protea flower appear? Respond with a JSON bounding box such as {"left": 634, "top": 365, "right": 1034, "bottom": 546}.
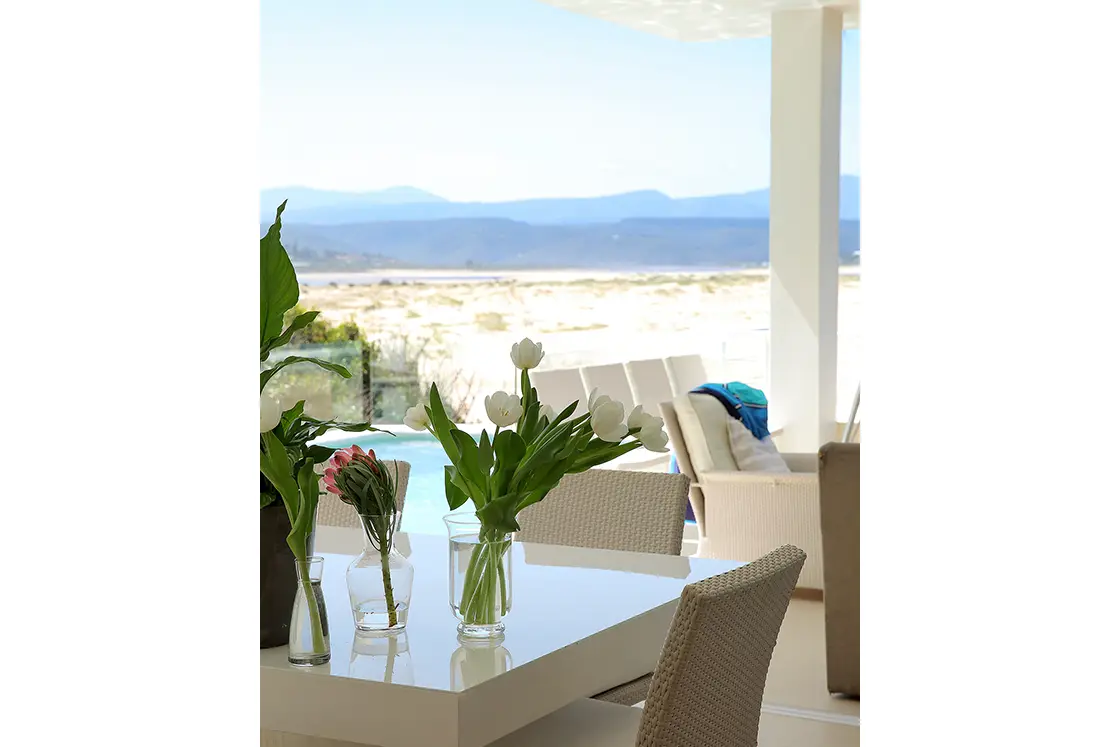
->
{"left": 323, "top": 467, "right": 342, "bottom": 495}
{"left": 331, "top": 445, "right": 379, "bottom": 471}
{"left": 324, "top": 445, "right": 394, "bottom": 515}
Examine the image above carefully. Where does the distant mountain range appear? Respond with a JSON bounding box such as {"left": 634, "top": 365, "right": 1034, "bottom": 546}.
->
{"left": 261, "top": 176, "right": 860, "bottom": 225}
{"left": 278, "top": 217, "right": 860, "bottom": 270}
{"left": 263, "top": 178, "right": 860, "bottom": 269}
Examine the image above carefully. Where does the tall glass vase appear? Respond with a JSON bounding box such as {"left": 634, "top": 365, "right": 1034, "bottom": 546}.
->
{"left": 444, "top": 513, "right": 513, "bottom": 640}
{"left": 289, "top": 557, "right": 330, "bottom": 666}
{"left": 347, "top": 513, "right": 414, "bottom": 631}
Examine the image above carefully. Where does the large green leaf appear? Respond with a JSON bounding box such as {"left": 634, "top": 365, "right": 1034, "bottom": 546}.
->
{"left": 444, "top": 466, "right": 470, "bottom": 510}
{"left": 493, "top": 429, "right": 527, "bottom": 464}
{"left": 260, "top": 355, "right": 352, "bottom": 392}
{"left": 306, "top": 445, "right": 336, "bottom": 465}
{"left": 261, "top": 309, "right": 319, "bottom": 361}
{"left": 260, "top": 201, "right": 299, "bottom": 351}
{"left": 476, "top": 492, "right": 523, "bottom": 535}
{"left": 451, "top": 429, "right": 486, "bottom": 496}
{"left": 490, "top": 430, "right": 527, "bottom": 498}
{"left": 260, "top": 431, "right": 299, "bottom": 527}
{"left": 426, "top": 384, "right": 462, "bottom": 462}
{"left": 477, "top": 430, "right": 494, "bottom": 477}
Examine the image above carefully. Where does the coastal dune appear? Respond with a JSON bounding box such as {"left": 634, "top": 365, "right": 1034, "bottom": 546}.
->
{"left": 298, "top": 268, "right": 861, "bottom": 423}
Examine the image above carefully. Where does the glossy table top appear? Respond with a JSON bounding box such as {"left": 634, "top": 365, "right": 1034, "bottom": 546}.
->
{"left": 260, "top": 526, "right": 742, "bottom": 747}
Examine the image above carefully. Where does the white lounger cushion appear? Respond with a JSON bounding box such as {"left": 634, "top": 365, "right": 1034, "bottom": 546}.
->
{"left": 672, "top": 393, "right": 738, "bottom": 474}
{"left": 727, "top": 419, "right": 791, "bottom": 474}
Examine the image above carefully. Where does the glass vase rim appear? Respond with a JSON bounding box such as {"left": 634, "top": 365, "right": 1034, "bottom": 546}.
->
{"left": 293, "top": 555, "right": 325, "bottom": 567}
{"left": 442, "top": 511, "right": 480, "bottom": 527}
{"left": 443, "top": 512, "right": 513, "bottom": 543}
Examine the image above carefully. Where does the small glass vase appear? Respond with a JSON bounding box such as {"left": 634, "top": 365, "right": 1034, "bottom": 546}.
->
{"left": 347, "top": 513, "right": 414, "bottom": 632}
{"left": 289, "top": 557, "right": 330, "bottom": 667}
{"left": 444, "top": 513, "right": 513, "bottom": 640}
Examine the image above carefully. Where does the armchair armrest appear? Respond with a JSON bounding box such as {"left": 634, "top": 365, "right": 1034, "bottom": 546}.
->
{"left": 700, "top": 470, "right": 818, "bottom": 486}
{"left": 695, "top": 469, "right": 824, "bottom": 591}
{"left": 781, "top": 453, "right": 819, "bottom": 473}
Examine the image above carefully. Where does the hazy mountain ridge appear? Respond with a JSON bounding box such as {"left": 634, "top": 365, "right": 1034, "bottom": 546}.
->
{"left": 260, "top": 176, "right": 860, "bottom": 225}
{"left": 274, "top": 217, "right": 861, "bottom": 269}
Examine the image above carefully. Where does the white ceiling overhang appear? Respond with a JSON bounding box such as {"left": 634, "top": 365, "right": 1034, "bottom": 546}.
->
{"left": 537, "top": 0, "right": 860, "bottom": 41}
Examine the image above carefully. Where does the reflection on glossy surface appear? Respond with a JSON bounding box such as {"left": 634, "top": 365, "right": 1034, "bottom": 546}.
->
{"left": 520, "top": 541, "right": 692, "bottom": 578}
{"left": 450, "top": 638, "right": 512, "bottom": 691}
{"left": 262, "top": 530, "right": 742, "bottom": 692}
{"left": 350, "top": 631, "right": 413, "bottom": 685}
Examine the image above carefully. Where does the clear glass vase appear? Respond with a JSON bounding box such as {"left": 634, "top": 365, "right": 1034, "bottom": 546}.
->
{"left": 289, "top": 557, "right": 330, "bottom": 667}
{"left": 444, "top": 513, "right": 513, "bottom": 640}
{"left": 347, "top": 513, "right": 414, "bottom": 632}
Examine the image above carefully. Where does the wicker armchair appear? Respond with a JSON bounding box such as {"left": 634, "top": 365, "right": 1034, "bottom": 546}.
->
{"left": 490, "top": 545, "right": 808, "bottom": 747}
{"left": 313, "top": 460, "right": 411, "bottom": 529}
{"left": 660, "top": 399, "right": 824, "bottom": 592}
{"left": 819, "top": 442, "right": 860, "bottom": 697}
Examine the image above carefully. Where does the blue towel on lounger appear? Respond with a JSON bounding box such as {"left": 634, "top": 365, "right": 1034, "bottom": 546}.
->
{"left": 690, "top": 382, "right": 771, "bottom": 441}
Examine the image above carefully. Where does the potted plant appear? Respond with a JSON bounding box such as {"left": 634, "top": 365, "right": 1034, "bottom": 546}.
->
{"left": 259, "top": 201, "right": 380, "bottom": 653}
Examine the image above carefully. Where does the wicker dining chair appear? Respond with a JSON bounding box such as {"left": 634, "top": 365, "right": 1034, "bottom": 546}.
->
{"left": 490, "top": 545, "right": 808, "bottom": 747}
{"left": 314, "top": 460, "right": 411, "bottom": 529}
{"left": 515, "top": 469, "right": 690, "bottom": 706}
{"left": 515, "top": 469, "right": 690, "bottom": 556}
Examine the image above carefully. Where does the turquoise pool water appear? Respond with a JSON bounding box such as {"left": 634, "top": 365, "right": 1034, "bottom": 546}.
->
{"left": 317, "top": 431, "right": 460, "bottom": 536}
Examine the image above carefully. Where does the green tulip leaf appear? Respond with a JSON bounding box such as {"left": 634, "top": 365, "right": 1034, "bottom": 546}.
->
{"left": 260, "top": 356, "right": 352, "bottom": 392}
{"left": 445, "top": 466, "right": 470, "bottom": 511}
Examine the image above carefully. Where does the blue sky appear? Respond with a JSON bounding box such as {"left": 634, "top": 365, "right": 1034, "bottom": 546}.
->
{"left": 261, "top": 0, "right": 859, "bottom": 201}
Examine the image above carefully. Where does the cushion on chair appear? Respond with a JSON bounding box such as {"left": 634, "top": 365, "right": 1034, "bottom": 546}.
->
{"left": 672, "top": 393, "right": 738, "bottom": 473}
{"left": 726, "top": 419, "right": 791, "bottom": 474}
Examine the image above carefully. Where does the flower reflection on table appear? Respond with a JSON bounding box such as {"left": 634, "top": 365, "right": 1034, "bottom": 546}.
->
{"left": 349, "top": 630, "right": 413, "bottom": 685}
{"left": 450, "top": 638, "right": 512, "bottom": 691}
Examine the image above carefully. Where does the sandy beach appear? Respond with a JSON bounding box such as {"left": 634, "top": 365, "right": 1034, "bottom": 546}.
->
{"left": 297, "top": 268, "right": 861, "bottom": 423}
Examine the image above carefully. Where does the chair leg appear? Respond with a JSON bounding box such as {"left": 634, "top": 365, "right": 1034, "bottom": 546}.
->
{"left": 593, "top": 673, "right": 652, "bottom": 706}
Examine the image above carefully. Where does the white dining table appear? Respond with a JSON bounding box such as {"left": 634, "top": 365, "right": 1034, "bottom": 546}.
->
{"left": 260, "top": 526, "right": 742, "bottom": 747}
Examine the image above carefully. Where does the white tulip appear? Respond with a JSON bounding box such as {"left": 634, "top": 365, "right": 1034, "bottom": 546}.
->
{"left": 485, "top": 391, "right": 524, "bottom": 427}
{"left": 587, "top": 387, "right": 612, "bottom": 414}
{"left": 638, "top": 419, "right": 670, "bottom": 453}
{"left": 510, "top": 337, "right": 545, "bottom": 370}
{"left": 403, "top": 403, "right": 431, "bottom": 431}
{"left": 628, "top": 404, "right": 662, "bottom": 432}
{"left": 538, "top": 403, "right": 556, "bottom": 424}
{"left": 590, "top": 399, "right": 628, "bottom": 442}
{"left": 260, "top": 393, "right": 282, "bottom": 433}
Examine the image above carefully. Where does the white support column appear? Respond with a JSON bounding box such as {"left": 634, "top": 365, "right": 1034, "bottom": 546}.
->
{"left": 768, "top": 7, "right": 843, "bottom": 452}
